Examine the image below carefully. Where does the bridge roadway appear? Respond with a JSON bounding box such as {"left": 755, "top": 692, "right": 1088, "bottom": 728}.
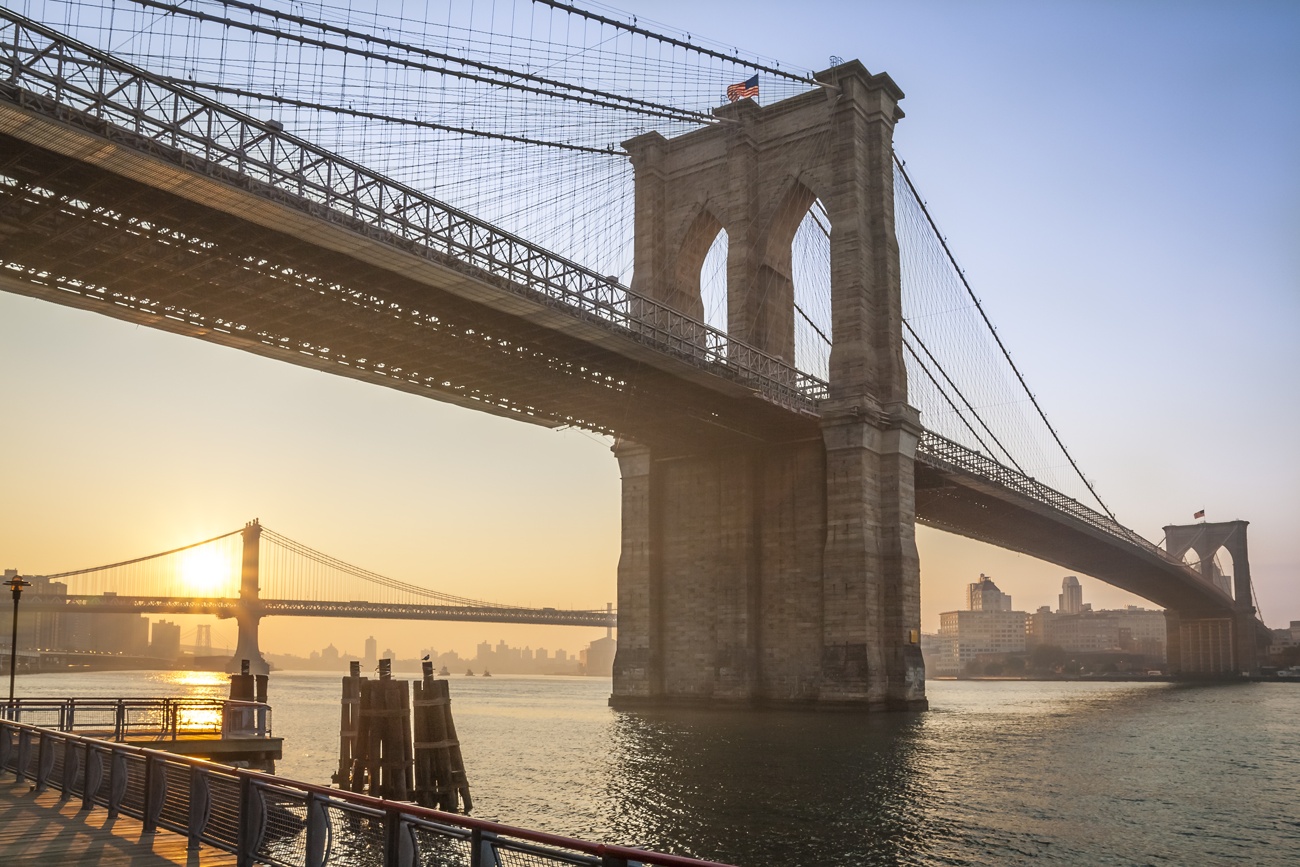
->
{"left": 21, "top": 596, "right": 617, "bottom": 628}
{"left": 0, "top": 10, "right": 1253, "bottom": 636}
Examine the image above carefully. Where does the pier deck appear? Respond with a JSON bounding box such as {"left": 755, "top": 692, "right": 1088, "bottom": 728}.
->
{"left": 0, "top": 778, "right": 237, "bottom": 865}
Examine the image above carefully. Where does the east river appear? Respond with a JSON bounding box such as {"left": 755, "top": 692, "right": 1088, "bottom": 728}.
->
{"left": 11, "top": 670, "right": 1299, "bottom": 865}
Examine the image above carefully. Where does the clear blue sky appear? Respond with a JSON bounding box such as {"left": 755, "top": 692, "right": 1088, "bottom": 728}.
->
{"left": 1, "top": 0, "right": 1296, "bottom": 658}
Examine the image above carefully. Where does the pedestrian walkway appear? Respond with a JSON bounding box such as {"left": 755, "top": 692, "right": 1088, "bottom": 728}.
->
{"left": 0, "top": 778, "right": 238, "bottom": 865}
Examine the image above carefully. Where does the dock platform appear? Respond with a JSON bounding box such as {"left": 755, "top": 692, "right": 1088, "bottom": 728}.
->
{"left": 0, "top": 777, "right": 237, "bottom": 865}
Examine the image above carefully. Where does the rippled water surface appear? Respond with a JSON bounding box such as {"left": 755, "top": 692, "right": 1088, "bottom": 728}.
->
{"left": 16, "top": 671, "right": 1300, "bottom": 865}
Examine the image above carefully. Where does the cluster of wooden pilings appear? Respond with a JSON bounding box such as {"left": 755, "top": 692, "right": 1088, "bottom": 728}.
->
{"left": 333, "top": 659, "right": 472, "bottom": 811}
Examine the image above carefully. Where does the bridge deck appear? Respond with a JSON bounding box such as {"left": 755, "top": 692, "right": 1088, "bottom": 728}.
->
{"left": 0, "top": 777, "right": 237, "bottom": 865}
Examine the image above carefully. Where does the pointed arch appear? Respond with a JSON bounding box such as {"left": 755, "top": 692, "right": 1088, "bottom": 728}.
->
{"left": 667, "top": 206, "right": 724, "bottom": 323}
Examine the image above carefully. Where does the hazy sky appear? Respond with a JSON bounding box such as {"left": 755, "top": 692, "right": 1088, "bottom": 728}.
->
{"left": 1, "top": 0, "right": 1297, "bottom": 661}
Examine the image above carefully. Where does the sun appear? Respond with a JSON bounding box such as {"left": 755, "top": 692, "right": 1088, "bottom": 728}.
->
{"left": 179, "top": 547, "right": 231, "bottom": 596}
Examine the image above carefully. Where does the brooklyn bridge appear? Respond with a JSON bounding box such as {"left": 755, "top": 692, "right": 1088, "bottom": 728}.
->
{"left": 0, "top": 1, "right": 1269, "bottom": 707}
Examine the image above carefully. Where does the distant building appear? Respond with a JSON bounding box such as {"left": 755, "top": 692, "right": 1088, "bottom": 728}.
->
{"left": 967, "top": 574, "right": 1013, "bottom": 612}
{"left": 1029, "top": 578, "right": 1166, "bottom": 661}
{"left": 4, "top": 572, "right": 66, "bottom": 650}
{"left": 581, "top": 636, "right": 616, "bottom": 676}
{"left": 934, "top": 576, "right": 1027, "bottom": 674}
{"left": 1059, "top": 576, "right": 1083, "bottom": 615}
{"left": 920, "top": 632, "right": 954, "bottom": 674}
{"left": 150, "top": 620, "right": 182, "bottom": 659}
{"left": 364, "top": 636, "right": 377, "bottom": 665}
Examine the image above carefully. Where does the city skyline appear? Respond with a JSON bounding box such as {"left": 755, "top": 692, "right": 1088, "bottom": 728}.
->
{"left": 2, "top": 0, "right": 1296, "bottom": 659}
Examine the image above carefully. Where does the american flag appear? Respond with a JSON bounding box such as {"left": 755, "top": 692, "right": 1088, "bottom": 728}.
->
{"left": 726, "top": 74, "right": 759, "bottom": 102}
{"left": 1193, "top": 509, "right": 1205, "bottom": 519}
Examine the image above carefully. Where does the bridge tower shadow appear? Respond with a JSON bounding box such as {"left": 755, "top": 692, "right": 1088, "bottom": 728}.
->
{"left": 612, "top": 61, "right": 925, "bottom": 710}
{"left": 1163, "top": 520, "right": 1260, "bottom": 677}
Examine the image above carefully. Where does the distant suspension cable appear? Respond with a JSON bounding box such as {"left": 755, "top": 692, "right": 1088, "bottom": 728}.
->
{"left": 893, "top": 155, "right": 1116, "bottom": 520}
{"left": 44, "top": 528, "right": 243, "bottom": 579}
{"left": 260, "top": 527, "right": 536, "bottom": 609}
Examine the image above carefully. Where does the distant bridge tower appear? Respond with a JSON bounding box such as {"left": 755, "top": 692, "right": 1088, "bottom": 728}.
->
{"left": 226, "top": 519, "right": 268, "bottom": 675}
{"left": 1163, "top": 520, "right": 1259, "bottom": 676}
{"left": 612, "top": 61, "right": 925, "bottom": 710}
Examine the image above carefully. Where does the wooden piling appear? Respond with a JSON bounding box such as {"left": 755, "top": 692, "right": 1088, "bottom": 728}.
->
{"left": 355, "top": 659, "right": 413, "bottom": 801}
{"left": 412, "top": 661, "right": 472, "bottom": 812}
{"left": 334, "top": 660, "right": 365, "bottom": 789}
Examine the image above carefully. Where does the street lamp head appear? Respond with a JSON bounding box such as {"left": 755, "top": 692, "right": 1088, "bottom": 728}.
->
{"left": 5, "top": 574, "right": 30, "bottom": 601}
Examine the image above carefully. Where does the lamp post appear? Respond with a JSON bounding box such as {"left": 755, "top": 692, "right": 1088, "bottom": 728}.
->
{"left": 5, "top": 573, "right": 30, "bottom": 708}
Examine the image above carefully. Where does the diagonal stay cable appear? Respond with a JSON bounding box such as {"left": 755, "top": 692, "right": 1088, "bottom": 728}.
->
{"left": 904, "top": 319, "right": 1026, "bottom": 473}
{"left": 893, "top": 154, "right": 1116, "bottom": 520}
{"left": 905, "top": 340, "right": 1001, "bottom": 460}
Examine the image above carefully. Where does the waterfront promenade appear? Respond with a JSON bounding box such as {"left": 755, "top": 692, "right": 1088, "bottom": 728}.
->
{"left": 0, "top": 778, "right": 236, "bottom": 865}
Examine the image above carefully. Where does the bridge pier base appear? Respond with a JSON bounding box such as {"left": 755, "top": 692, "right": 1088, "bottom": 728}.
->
{"left": 610, "top": 410, "right": 926, "bottom": 710}
{"left": 1165, "top": 607, "right": 1259, "bottom": 679}
{"left": 226, "top": 609, "right": 269, "bottom": 676}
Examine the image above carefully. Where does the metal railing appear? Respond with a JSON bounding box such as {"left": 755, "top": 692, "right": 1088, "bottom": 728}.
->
{"left": 0, "top": 719, "right": 734, "bottom": 867}
{"left": 0, "top": 9, "right": 826, "bottom": 415}
{"left": 1, "top": 697, "right": 272, "bottom": 741}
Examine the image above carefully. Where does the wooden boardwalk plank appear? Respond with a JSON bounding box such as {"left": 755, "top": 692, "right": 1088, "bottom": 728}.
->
{"left": 0, "top": 778, "right": 239, "bottom": 865}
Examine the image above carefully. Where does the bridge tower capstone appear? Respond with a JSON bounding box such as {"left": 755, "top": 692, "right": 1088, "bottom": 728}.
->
{"left": 612, "top": 61, "right": 925, "bottom": 710}
{"left": 228, "top": 519, "right": 268, "bottom": 675}
{"left": 1162, "top": 520, "right": 1259, "bottom": 676}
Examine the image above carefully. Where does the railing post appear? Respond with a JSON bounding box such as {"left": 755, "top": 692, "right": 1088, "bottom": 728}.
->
{"left": 0, "top": 723, "right": 11, "bottom": 773}
{"left": 60, "top": 738, "right": 79, "bottom": 801}
{"left": 236, "top": 774, "right": 266, "bottom": 866}
{"left": 66, "top": 698, "right": 75, "bottom": 732}
{"left": 15, "top": 728, "right": 31, "bottom": 782}
{"left": 471, "top": 828, "right": 502, "bottom": 867}
{"left": 34, "top": 729, "right": 53, "bottom": 793}
{"left": 304, "top": 791, "right": 331, "bottom": 867}
{"left": 107, "top": 749, "right": 128, "bottom": 818}
{"left": 143, "top": 755, "right": 166, "bottom": 833}
{"left": 82, "top": 744, "right": 103, "bottom": 811}
{"left": 115, "top": 699, "right": 125, "bottom": 742}
{"left": 188, "top": 767, "right": 212, "bottom": 850}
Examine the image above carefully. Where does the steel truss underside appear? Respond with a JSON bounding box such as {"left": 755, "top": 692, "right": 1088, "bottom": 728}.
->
{"left": 0, "top": 133, "right": 817, "bottom": 450}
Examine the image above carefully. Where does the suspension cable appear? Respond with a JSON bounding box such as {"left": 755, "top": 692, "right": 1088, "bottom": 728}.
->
{"left": 129, "top": 0, "right": 713, "bottom": 125}
{"left": 45, "top": 528, "right": 243, "bottom": 579}
{"left": 532, "top": 0, "right": 819, "bottom": 84}
{"left": 169, "top": 79, "right": 622, "bottom": 155}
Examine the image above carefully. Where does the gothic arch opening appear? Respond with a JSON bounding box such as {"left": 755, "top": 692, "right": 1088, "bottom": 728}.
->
{"left": 1210, "top": 546, "right": 1236, "bottom": 597}
{"left": 699, "top": 227, "right": 729, "bottom": 336}
{"left": 792, "top": 198, "right": 832, "bottom": 380}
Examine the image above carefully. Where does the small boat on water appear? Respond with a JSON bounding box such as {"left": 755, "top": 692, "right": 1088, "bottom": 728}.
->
{"left": 483, "top": 669, "right": 492, "bottom": 677}
{"left": 439, "top": 666, "right": 450, "bottom": 677}
{"left": 465, "top": 669, "right": 475, "bottom": 676}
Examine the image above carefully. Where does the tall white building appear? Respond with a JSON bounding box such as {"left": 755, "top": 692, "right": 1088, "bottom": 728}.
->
{"left": 1058, "top": 576, "right": 1083, "bottom": 615}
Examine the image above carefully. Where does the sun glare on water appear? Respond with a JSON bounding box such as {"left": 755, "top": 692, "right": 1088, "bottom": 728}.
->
{"left": 180, "top": 547, "right": 232, "bottom": 596}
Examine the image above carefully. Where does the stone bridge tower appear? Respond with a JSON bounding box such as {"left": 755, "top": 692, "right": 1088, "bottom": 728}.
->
{"left": 1163, "top": 520, "right": 1259, "bottom": 676}
{"left": 228, "top": 519, "right": 269, "bottom": 675}
{"left": 611, "top": 61, "right": 926, "bottom": 710}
